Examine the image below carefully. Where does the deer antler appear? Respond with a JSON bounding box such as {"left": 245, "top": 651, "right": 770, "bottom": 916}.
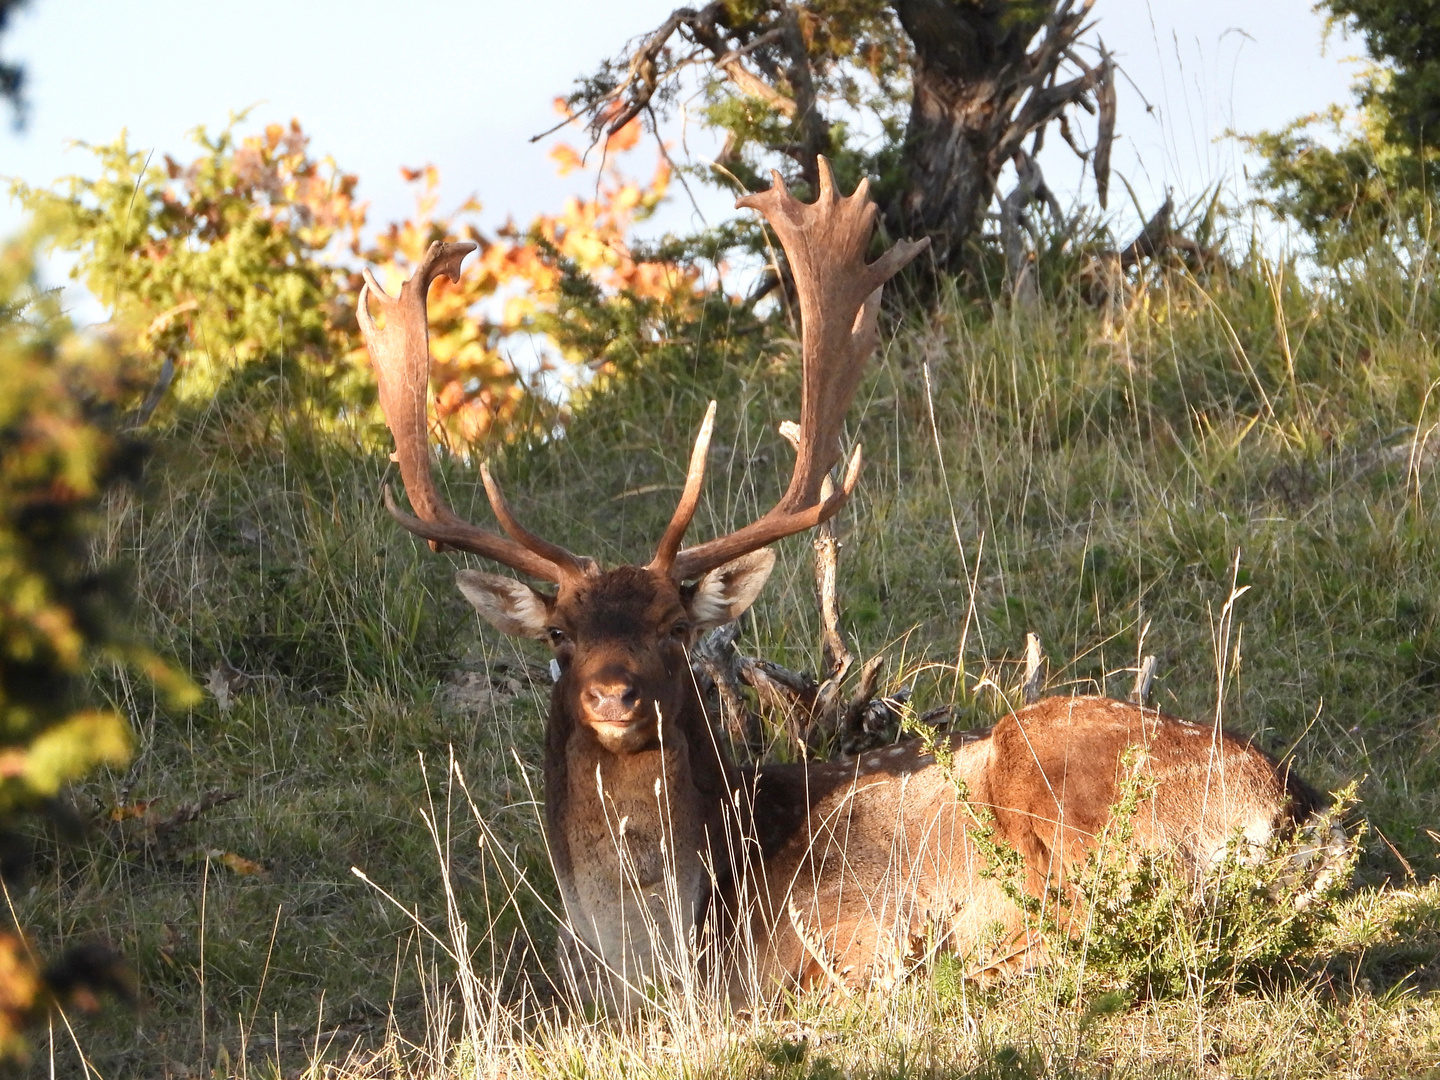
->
{"left": 655, "top": 158, "right": 929, "bottom": 581}
{"left": 359, "top": 241, "right": 593, "bottom": 584}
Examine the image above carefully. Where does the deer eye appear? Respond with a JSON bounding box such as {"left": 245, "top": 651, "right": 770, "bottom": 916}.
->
{"left": 669, "top": 620, "right": 690, "bottom": 640}
{"left": 546, "top": 627, "right": 568, "bottom": 647}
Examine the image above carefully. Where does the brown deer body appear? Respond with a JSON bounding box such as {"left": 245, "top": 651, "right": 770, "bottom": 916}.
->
{"left": 740, "top": 695, "right": 1328, "bottom": 995}
{"left": 357, "top": 163, "right": 1343, "bottom": 1010}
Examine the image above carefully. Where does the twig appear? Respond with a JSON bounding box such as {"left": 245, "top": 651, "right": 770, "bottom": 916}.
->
{"left": 693, "top": 621, "right": 756, "bottom": 750}
{"left": 838, "top": 655, "right": 887, "bottom": 744}
{"left": 739, "top": 657, "right": 817, "bottom": 753}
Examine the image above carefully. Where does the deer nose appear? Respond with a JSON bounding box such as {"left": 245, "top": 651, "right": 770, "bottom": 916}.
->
{"left": 583, "top": 680, "right": 641, "bottom": 726}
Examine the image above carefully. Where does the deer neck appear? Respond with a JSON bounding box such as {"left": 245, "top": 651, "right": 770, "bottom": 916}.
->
{"left": 542, "top": 677, "right": 742, "bottom": 991}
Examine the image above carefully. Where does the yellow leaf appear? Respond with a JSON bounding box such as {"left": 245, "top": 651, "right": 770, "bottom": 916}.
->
{"left": 21, "top": 710, "right": 131, "bottom": 797}
{"left": 549, "top": 144, "right": 584, "bottom": 177}
{"left": 217, "top": 852, "right": 266, "bottom": 876}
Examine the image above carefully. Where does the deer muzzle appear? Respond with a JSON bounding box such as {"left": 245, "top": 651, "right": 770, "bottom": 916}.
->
{"left": 583, "top": 679, "right": 641, "bottom": 727}
{"left": 578, "top": 674, "right": 662, "bottom": 754}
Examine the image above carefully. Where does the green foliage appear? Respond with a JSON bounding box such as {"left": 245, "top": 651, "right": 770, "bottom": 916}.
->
{"left": 1244, "top": 103, "right": 1437, "bottom": 262}
{"left": 9, "top": 113, "right": 754, "bottom": 447}
{"left": 13, "top": 117, "right": 369, "bottom": 417}
{"left": 1054, "top": 774, "right": 1359, "bottom": 1003}
{"left": 544, "top": 237, "right": 770, "bottom": 407}
{"left": 1246, "top": 0, "right": 1440, "bottom": 259}
{"left": 0, "top": 230, "right": 196, "bottom": 1058}
{"left": 908, "top": 721, "right": 1358, "bottom": 1005}
{"left": 1324, "top": 0, "right": 1440, "bottom": 146}
{"left": 0, "top": 234, "right": 195, "bottom": 812}
{"left": 685, "top": 0, "right": 908, "bottom": 196}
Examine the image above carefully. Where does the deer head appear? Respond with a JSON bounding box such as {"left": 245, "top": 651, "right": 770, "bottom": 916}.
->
{"left": 357, "top": 159, "right": 927, "bottom": 755}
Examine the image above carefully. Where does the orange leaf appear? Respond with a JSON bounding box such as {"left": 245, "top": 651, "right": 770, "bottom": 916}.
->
{"left": 108, "top": 799, "right": 160, "bottom": 822}
{"left": 549, "top": 144, "right": 584, "bottom": 177}
{"left": 216, "top": 851, "right": 266, "bottom": 876}
{"left": 606, "top": 117, "right": 642, "bottom": 153}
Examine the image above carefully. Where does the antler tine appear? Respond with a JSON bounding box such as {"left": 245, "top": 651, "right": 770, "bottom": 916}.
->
{"left": 481, "top": 464, "right": 597, "bottom": 575}
{"left": 667, "top": 158, "right": 928, "bottom": 581}
{"left": 647, "top": 401, "right": 718, "bottom": 574}
{"left": 359, "top": 240, "right": 589, "bottom": 585}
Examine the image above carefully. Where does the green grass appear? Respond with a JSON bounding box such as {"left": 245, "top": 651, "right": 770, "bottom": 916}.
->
{"left": 16, "top": 250, "right": 1440, "bottom": 1077}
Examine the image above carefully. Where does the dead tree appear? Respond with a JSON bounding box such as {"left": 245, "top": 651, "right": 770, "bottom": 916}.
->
{"left": 562, "top": 0, "right": 1117, "bottom": 275}
{"left": 1083, "top": 194, "right": 1226, "bottom": 309}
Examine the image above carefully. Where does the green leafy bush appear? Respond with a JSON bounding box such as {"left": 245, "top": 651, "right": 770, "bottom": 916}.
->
{"left": 0, "top": 230, "right": 196, "bottom": 1057}
{"left": 912, "top": 720, "right": 1357, "bottom": 1004}
{"left": 13, "top": 117, "right": 370, "bottom": 416}
{"left": 1246, "top": 0, "right": 1440, "bottom": 261}
{"left": 1054, "top": 771, "right": 1359, "bottom": 1003}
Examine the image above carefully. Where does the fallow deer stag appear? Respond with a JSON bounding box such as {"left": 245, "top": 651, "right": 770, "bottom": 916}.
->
{"left": 358, "top": 160, "right": 1345, "bottom": 1009}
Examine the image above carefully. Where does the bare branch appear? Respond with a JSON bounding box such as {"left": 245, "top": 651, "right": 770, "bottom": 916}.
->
{"left": 813, "top": 477, "right": 851, "bottom": 678}
{"left": 838, "top": 655, "right": 888, "bottom": 747}
{"left": 991, "top": 0, "right": 1099, "bottom": 165}
{"left": 997, "top": 69, "right": 1102, "bottom": 164}
{"left": 596, "top": 7, "right": 703, "bottom": 138}
{"left": 999, "top": 151, "right": 1060, "bottom": 305}
{"left": 1119, "top": 194, "right": 1174, "bottom": 268}
{"left": 714, "top": 29, "right": 797, "bottom": 116}
{"left": 1094, "top": 42, "right": 1116, "bottom": 209}
{"left": 692, "top": 621, "right": 758, "bottom": 750}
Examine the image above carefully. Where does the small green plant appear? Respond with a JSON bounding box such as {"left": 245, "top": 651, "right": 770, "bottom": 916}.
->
{"left": 906, "top": 708, "right": 1359, "bottom": 1006}
{"left": 906, "top": 711, "right": 1040, "bottom": 925}
{"left": 1058, "top": 766, "right": 1359, "bottom": 1001}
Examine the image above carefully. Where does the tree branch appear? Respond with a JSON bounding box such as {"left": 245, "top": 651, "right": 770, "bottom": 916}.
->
{"left": 1094, "top": 42, "right": 1116, "bottom": 209}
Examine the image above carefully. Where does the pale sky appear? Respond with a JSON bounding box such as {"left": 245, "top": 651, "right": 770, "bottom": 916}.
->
{"left": 0, "top": 0, "right": 1362, "bottom": 310}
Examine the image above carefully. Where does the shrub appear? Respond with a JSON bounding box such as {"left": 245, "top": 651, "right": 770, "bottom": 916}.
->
{"left": 0, "top": 229, "right": 196, "bottom": 1058}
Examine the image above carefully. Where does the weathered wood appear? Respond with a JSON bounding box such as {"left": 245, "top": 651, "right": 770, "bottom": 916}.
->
{"left": 1023, "top": 632, "right": 1046, "bottom": 704}
{"left": 1131, "top": 654, "right": 1157, "bottom": 706}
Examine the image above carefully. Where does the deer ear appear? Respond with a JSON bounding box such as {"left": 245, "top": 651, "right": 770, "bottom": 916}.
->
{"left": 686, "top": 549, "right": 776, "bottom": 631}
{"left": 455, "top": 569, "right": 554, "bottom": 639}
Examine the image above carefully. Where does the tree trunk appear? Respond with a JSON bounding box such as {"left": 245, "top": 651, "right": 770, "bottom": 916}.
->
{"left": 896, "top": 56, "right": 1003, "bottom": 271}
{"left": 891, "top": 0, "right": 1047, "bottom": 272}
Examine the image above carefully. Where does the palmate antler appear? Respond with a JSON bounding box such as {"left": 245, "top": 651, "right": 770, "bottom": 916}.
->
{"left": 360, "top": 157, "right": 925, "bottom": 584}
{"left": 357, "top": 244, "right": 594, "bottom": 585}
{"left": 652, "top": 157, "right": 929, "bottom": 581}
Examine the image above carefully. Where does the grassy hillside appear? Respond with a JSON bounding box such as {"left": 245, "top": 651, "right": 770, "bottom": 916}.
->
{"left": 19, "top": 253, "right": 1440, "bottom": 1077}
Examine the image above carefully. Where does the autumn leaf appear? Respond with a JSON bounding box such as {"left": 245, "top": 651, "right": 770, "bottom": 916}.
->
{"left": 215, "top": 851, "right": 267, "bottom": 877}
{"left": 606, "top": 117, "right": 642, "bottom": 153}
{"left": 107, "top": 799, "right": 160, "bottom": 823}
{"left": 549, "top": 144, "right": 585, "bottom": 176}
